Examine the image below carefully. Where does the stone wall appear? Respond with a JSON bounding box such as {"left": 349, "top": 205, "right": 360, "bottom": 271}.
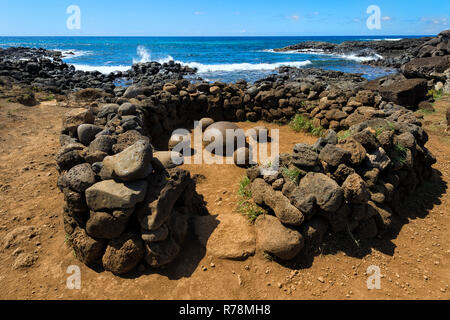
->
{"left": 56, "top": 105, "right": 207, "bottom": 275}
{"left": 246, "top": 117, "right": 436, "bottom": 260}
{"left": 56, "top": 74, "right": 437, "bottom": 270}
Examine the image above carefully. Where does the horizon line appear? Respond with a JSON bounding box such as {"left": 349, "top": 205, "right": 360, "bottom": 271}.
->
{"left": 0, "top": 34, "right": 435, "bottom": 38}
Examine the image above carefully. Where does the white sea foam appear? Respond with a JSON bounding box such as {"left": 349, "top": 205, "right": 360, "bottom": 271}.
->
{"left": 366, "top": 38, "right": 403, "bottom": 41}
{"left": 265, "top": 48, "right": 383, "bottom": 61}
{"left": 59, "top": 49, "right": 93, "bottom": 59}
{"left": 72, "top": 59, "right": 312, "bottom": 74}
{"left": 338, "top": 53, "right": 383, "bottom": 62}
{"left": 133, "top": 45, "right": 151, "bottom": 64}
{"left": 70, "top": 42, "right": 312, "bottom": 75}
{"left": 178, "top": 60, "right": 312, "bottom": 72}
{"left": 72, "top": 64, "right": 131, "bottom": 73}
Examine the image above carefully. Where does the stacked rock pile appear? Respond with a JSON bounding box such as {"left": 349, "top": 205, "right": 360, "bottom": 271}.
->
{"left": 245, "top": 118, "right": 436, "bottom": 260}
{"left": 56, "top": 103, "right": 206, "bottom": 275}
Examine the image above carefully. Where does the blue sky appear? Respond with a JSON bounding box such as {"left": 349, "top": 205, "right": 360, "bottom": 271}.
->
{"left": 0, "top": 0, "right": 449, "bottom": 36}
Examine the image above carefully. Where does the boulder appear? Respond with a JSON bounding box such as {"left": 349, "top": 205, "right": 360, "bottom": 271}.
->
{"left": 298, "top": 173, "right": 344, "bottom": 213}
{"left": 112, "top": 130, "right": 150, "bottom": 154}
{"left": 77, "top": 124, "right": 103, "bottom": 146}
{"left": 85, "top": 179, "right": 148, "bottom": 211}
{"left": 118, "top": 103, "right": 137, "bottom": 116}
{"left": 71, "top": 228, "right": 105, "bottom": 266}
{"left": 18, "top": 92, "right": 38, "bottom": 106}
{"left": 378, "top": 78, "right": 428, "bottom": 107}
{"left": 97, "top": 104, "right": 119, "bottom": 118}
{"left": 355, "top": 90, "right": 375, "bottom": 105}
{"left": 292, "top": 144, "right": 319, "bottom": 167}
{"left": 123, "top": 85, "right": 149, "bottom": 99}
{"left": 352, "top": 129, "right": 379, "bottom": 151}
{"left": 366, "top": 147, "right": 391, "bottom": 171}
{"left": 342, "top": 174, "right": 370, "bottom": 204}
{"left": 203, "top": 121, "right": 246, "bottom": 155}
{"left": 62, "top": 108, "right": 94, "bottom": 135}
{"left": 75, "top": 88, "right": 105, "bottom": 101}
{"left": 251, "top": 178, "right": 304, "bottom": 226}
{"left": 194, "top": 214, "right": 255, "bottom": 260}
{"left": 102, "top": 232, "right": 144, "bottom": 275}
{"left": 153, "top": 151, "right": 184, "bottom": 169}
{"left": 319, "top": 144, "right": 351, "bottom": 167}
{"left": 86, "top": 209, "right": 133, "bottom": 240}
{"left": 144, "top": 236, "right": 180, "bottom": 268}
{"left": 338, "top": 138, "right": 367, "bottom": 165}
{"left": 101, "top": 140, "right": 153, "bottom": 182}
{"left": 58, "top": 163, "right": 96, "bottom": 193}
{"left": 255, "top": 215, "right": 304, "bottom": 260}
{"left": 163, "top": 83, "right": 178, "bottom": 94}
{"left": 312, "top": 130, "right": 338, "bottom": 152}
{"left": 88, "top": 135, "right": 116, "bottom": 154}
{"left": 136, "top": 169, "right": 190, "bottom": 231}
{"left": 402, "top": 56, "right": 450, "bottom": 79}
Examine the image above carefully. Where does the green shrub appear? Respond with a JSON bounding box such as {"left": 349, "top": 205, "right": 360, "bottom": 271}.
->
{"left": 282, "top": 167, "right": 301, "bottom": 183}
{"left": 392, "top": 142, "right": 408, "bottom": 166}
{"left": 290, "top": 114, "right": 325, "bottom": 137}
{"left": 237, "top": 199, "right": 266, "bottom": 222}
{"left": 238, "top": 176, "right": 252, "bottom": 199}
{"left": 237, "top": 176, "right": 266, "bottom": 221}
{"left": 337, "top": 130, "right": 352, "bottom": 141}
{"left": 427, "top": 88, "right": 443, "bottom": 101}
{"left": 374, "top": 122, "right": 396, "bottom": 137}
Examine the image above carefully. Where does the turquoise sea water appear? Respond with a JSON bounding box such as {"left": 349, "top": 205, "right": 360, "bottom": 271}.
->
{"left": 0, "top": 36, "right": 426, "bottom": 83}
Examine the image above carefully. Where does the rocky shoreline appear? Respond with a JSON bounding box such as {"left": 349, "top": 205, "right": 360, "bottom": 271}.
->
{"left": 274, "top": 31, "right": 450, "bottom": 71}
{"left": 0, "top": 30, "right": 449, "bottom": 275}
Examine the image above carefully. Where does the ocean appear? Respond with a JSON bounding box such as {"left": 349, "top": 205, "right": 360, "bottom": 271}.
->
{"left": 0, "top": 36, "right": 426, "bottom": 83}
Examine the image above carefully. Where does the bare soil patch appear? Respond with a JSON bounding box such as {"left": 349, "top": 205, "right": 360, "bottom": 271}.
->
{"left": 0, "top": 98, "right": 449, "bottom": 300}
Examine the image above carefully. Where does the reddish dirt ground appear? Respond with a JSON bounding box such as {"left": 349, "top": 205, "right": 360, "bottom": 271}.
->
{"left": 0, "top": 96, "right": 449, "bottom": 300}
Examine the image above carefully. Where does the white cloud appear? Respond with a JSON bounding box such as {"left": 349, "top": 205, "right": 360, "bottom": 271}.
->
{"left": 422, "top": 17, "right": 449, "bottom": 26}
{"left": 291, "top": 15, "right": 299, "bottom": 21}
{"left": 194, "top": 11, "right": 204, "bottom": 15}
{"left": 382, "top": 16, "right": 391, "bottom": 21}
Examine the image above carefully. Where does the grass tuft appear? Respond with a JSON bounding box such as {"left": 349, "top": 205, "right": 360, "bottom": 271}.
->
{"left": 64, "top": 233, "right": 73, "bottom": 247}
{"left": 289, "top": 114, "right": 325, "bottom": 137}
{"left": 238, "top": 176, "right": 252, "bottom": 199}
{"left": 346, "top": 224, "right": 360, "bottom": 247}
{"left": 282, "top": 167, "right": 301, "bottom": 183}
{"left": 237, "top": 176, "right": 266, "bottom": 222}
{"left": 427, "top": 88, "right": 444, "bottom": 101}
{"left": 392, "top": 142, "right": 408, "bottom": 167}
{"left": 337, "top": 130, "right": 352, "bottom": 141}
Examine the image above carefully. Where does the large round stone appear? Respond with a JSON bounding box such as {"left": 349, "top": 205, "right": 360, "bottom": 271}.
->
{"left": 102, "top": 232, "right": 145, "bottom": 275}
{"left": 203, "top": 121, "right": 246, "bottom": 156}
{"left": 255, "top": 215, "right": 304, "bottom": 260}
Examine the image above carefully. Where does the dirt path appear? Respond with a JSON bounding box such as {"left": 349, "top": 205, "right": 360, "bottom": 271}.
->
{"left": 0, "top": 98, "right": 448, "bottom": 300}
